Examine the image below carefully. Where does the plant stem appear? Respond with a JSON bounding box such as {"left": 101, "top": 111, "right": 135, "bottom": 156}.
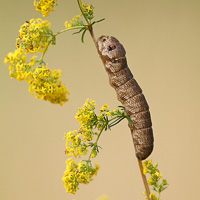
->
{"left": 158, "top": 192, "right": 160, "bottom": 200}
{"left": 77, "top": 0, "right": 97, "bottom": 47}
{"left": 88, "top": 26, "right": 97, "bottom": 48}
{"left": 138, "top": 159, "right": 151, "bottom": 200}
{"left": 77, "top": 0, "right": 90, "bottom": 25}
{"left": 88, "top": 125, "right": 104, "bottom": 160}
{"left": 87, "top": 115, "right": 125, "bottom": 160}
{"left": 41, "top": 39, "right": 52, "bottom": 60}
{"left": 55, "top": 26, "right": 85, "bottom": 36}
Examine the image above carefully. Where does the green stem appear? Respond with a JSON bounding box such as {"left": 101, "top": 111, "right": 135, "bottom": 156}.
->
{"left": 107, "top": 116, "right": 121, "bottom": 123}
{"left": 158, "top": 192, "right": 160, "bottom": 200}
{"left": 108, "top": 117, "right": 125, "bottom": 127}
{"left": 77, "top": 0, "right": 90, "bottom": 25}
{"left": 87, "top": 115, "right": 126, "bottom": 160}
{"left": 41, "top": 39, "right": 52, "bottom": 60}
{"left": 88, "top": 126, "right": 105, "bottom": 160}
{"left": 55, "top": 26, "right": 86, "bottom": 36}
{"left": 77, "top": 0, "right": 97, "bottom": 46}
{"left": 107, "top": 112, "right": 127, "bottom": 123}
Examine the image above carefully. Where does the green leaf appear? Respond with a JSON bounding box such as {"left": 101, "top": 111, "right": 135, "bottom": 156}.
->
{"left": 88, "top": 142, "right": 94, "bottom": 147}
{"left": 161, "top": 186, "right": 168, "bottom": 192}
{"left": 152, "top": 187, "right": 158, "bottom": 192}
{"left": 95, "top": 18, "right": 105, "bottom": 23}
{"left": 109, "top": 117, "right": 125, "bottom": 128}
{"left": 126, "top": 115, "right": 134, "bottom": 127}
{"left": 72, "top": 27, "right": 85, "bottom": 35}
{"left": 91, "top": 18, "right": 105, "bottom": 26}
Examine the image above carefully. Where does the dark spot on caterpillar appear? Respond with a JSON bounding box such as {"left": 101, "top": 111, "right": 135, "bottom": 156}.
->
{"left": 108, "top": 44, "right": 116, "bottom": 51}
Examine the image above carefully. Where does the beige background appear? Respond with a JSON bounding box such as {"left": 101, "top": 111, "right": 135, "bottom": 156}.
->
{"left": 1, "top": 0, "right": 200, "bottom": 199}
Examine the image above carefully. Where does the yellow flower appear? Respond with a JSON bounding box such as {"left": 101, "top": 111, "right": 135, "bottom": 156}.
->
{"left": 64, "top": 130, "right": 88, "bottom": 157}
{"left": 148, "top": 177, "right": 153, "bottom": 184}
{"left": 148, "top": 159, "right": 152, "bottom": 166}
{"left": 28, "top": 65, "right": 69, "bottom": 105}
{"left": 82, "top": 3, "right": 94, "bottom": 17}
{"left": 64, "top": 21, "right": 72, "bottom": 28}
{"left": 149, "top": 193, "right": 157, "bottom": 200}
{"left": 34, "top": 0, "right": 58, "bottom": 17}
{"left": 155, "top": 171, "right": 162, "bottom": 178}
{"left": 143, "top": 168, "right": 147, "bottom": 175}
{"left": 64, "top": 15, "right": 83, "bottom": 28}
{"left": 86, "top": 5, "right": 92, "bottom": 12}
{"left": 63, "top": 159, "right": 99, "bottom": 194}
{"left": 75, "top": 14, "right": 81, "bottom": 19}
{"left": 105, "top": 111, "right": 111, "bottom": 116}
{"left": 16, "top": 18, "right": 53, "bottom": 54}
{"left": 94, "top": 162, "right": 100, "bottom": 175}
{"left": 4, "top": 49, "right": 34, "bottom": 81}
{"left": 100, "top": 104, "right": 109, "bottom": 112}
{"left": 91, "top": 151, "right": 96, "bottom": 158}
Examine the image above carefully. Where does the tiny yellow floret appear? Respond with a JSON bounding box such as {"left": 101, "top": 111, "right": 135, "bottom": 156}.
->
{"left": 34, "top": 0, "right": 58, "bottom": 17}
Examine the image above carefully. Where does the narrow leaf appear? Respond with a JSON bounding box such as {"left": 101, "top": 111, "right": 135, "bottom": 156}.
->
{"left": 81, "top": 29, "right": 87, "bottom": 43}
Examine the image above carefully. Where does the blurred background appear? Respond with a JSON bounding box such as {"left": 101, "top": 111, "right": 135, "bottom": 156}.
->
{"left": 1, "top": 0, "right": 200, "bottom": 199}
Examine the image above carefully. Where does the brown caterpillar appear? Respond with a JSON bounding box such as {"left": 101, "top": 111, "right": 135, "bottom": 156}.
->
{"left": 97, "top": 35, "right": 154, "bottom": 160}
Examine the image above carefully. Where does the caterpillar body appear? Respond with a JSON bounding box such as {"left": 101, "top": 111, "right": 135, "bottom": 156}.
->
{"left": 97, "top": 35, "right": 154, "bottom": 160}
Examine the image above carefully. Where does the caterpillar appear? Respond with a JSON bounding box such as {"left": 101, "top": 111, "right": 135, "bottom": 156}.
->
{"left": 97, "top": 35, "right": 154, "bottom": 160}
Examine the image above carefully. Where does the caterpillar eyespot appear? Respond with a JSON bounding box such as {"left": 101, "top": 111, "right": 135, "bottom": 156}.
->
{"left": 97, "top": 35, "right": 154, "bottom": 160}
{"left": 108, "top": 44, "right": 116, "bottom": 51}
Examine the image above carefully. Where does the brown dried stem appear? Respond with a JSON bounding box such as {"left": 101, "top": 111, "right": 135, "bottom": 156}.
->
{"left": 138, "top": 159, "right": 151, "bottom": 200}
{"left": 88, "top": 25, "right": 97, "bottom": 48}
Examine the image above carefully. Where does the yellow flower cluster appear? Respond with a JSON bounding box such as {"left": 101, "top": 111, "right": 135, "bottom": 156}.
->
{"left": 99, "top": 104, "right": 112, "bottom": 116}
{"left": 4, "top": 49, "right": 34, "bottom": 81}
{"left": 75, "top": 98, "right": 97, "bottom": 132}
{"left": 5, "top": 18, "right": 69, "bottom": 105}
{"left": 16, "top": 18, "right": 53, "bottom": 54}
{"left": 143, "top": 159, "right": 152, "bottom": 175}
{"left": 65, "top": 99, "right": 126, "bottom": 158}
{"left": 100, "top": 104, "right": 109, "bottom": 112}
{"left": 29, "top": 66, "right": 69, "bottom": 105}
{"left": 64, "top": 99, "right": 98, "bottom": 158}
{"left": 62, "top": 158, "right": 100, "bottom": 194}
{"left": 64, "top": 15, "right": 83, "bottom": 28}
{"left": 34, "top": 0, "right": 58, "bottom": 17}
{"left": 143, "top": 160, "right": 169, "bottom": 200}
{"left": 143, "top": 160, "right": 163, "bottom": 179}
{"left": 149, "top": 193, "right": 157, "bottom": 200}
{"left": 64, "top": 130, "right": 88, "bottom": 158}
{"left": 63, "top": 100, "right": 127, "bottom": 194}
{"left": 81, "top": 3, "right": 95, "bottom": 21}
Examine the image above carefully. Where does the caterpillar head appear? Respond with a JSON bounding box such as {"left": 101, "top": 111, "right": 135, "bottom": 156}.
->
{"left": 97, "top": 36, "right": 126, "bottom": 63}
